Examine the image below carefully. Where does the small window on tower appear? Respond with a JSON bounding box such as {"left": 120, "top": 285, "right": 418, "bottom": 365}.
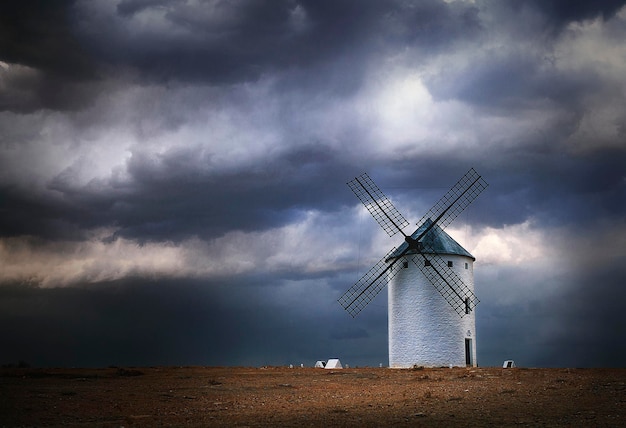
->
{"left": 465, "top": 263, "right": 469, "bottom": 269}
{"left": 402, "top": 261, "right": 408, "bottom": 269}
{"left": 424, "top": 260, "right": 431, "bottom": 267}
{"left": 447, "top": 261, "right": 453, "bottom": 267}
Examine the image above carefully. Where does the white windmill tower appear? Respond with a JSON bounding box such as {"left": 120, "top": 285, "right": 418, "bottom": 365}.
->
{"left": 338, "top": 169, "right": 487, "bottom": 368}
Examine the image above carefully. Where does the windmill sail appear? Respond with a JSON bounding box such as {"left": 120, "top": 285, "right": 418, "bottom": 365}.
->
{"left": 347, "top": 173, "right": 409, "bottom": 237}
{"left": 340, "top": 168, "right": 487, "bottom": 317}
{"left": 414, "top": 168, "right": 488, "bottom": 241}
{"left": 411, "top": 251, "right": 479, "bottom": 317}
{"left": 338, "top": 248, "right": 404, "bottom": 317}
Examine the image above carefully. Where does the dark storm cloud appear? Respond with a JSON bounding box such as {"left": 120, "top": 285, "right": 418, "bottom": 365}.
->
{"left": 479, "top": 148, "right": 626, "bottom": 228}
{"left": 0, "top": 0, "right": 101, "bottom": 112}
{"left": 2, "top": 255, "right": 623, "bottom": 368}
{"left": 74, "top": 0, "right": 381, "bottom": 85}
{"left": 476, "top": 262, "right": 626, "bottom": 368}
{"left": 7, "top": 138, "right": 619, "bottom": 248}
{"left": 382, "top": 0, "right": 481, "bottom": 51}
{"left": 116, "top": 0, "right": 174, "bottom": 17}
{"left": 0, "top": 278, "right": 268, "bottom": 367}
{"left": 0, "top": 0, "right": 94, "bottom": 79}
{"left": 115, "top": 144, "right": 353, "bottom": 241}
{"left": 0, "top": 63, "right": 102, "bottom": 113}
{"left": 0, "top": 0, "right": 482, "bottom": 111}
{"left": 521, "top": 0, "right": 626, "bottom": 28}
{"left": 427, "top": 52, "right": 600, "bottom": 112}
{"left": 0, "top": 276, "right": 387, "bottom": 367}
{"left": 100, "top": 0, "right": 480, "bottom": 83}
{"left": 0, "top": 143, "right": 358, "bottom": 242}
{"left": 0, "top": 189, "right": 86, "bottom": 240}
{"left": 370, "top": 146, "right": 626, "bottom": 231}
{"left": 538, "top": 269, "right": 626, "bottom": 367}
{"left": 2, "top": 0, "right": 623, "bottom": 113}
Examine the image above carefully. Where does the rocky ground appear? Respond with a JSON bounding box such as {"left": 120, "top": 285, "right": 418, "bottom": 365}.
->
{"left": 1, "top": 366, "right": 625, "bottom": 427}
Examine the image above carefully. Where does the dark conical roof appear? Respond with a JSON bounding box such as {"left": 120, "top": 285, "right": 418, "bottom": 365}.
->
{"left": 389, "top": 218, "right": 475, "bottom": 260}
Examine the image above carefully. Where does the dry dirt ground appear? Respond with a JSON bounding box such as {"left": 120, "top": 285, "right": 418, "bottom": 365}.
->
{"left": 1, "top": 366, "right": 625, "bottom": 427}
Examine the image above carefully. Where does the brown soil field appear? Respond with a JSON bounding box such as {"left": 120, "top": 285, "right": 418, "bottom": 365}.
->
{"left": 1, "top": 366, "right": 625, "bottom": 427}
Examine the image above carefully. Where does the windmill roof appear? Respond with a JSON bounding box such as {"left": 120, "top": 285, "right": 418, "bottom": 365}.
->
{"left": 388, "top": 218, "right": 475, "bottom": 260}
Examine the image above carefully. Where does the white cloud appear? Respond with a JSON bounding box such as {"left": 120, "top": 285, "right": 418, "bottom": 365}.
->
{"left": 0, "top": 208, "right": 373, "bottom": 287}
{"left": 0, "top": 230, "right": 185, "bottom": 287}
{"left": 468, "top": 218, "right": 626, "bottom": 308}
{"left": 449, "top": 220, "right": 548, "bottom": 266}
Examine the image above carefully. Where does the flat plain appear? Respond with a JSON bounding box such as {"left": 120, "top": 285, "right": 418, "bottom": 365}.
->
{"left": 1, "top": 366, "right": 625, "bottom": 427}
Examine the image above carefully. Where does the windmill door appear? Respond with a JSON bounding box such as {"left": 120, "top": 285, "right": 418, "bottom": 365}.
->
{"left": 465, "top": 339, "right": 472, "bottom": 366}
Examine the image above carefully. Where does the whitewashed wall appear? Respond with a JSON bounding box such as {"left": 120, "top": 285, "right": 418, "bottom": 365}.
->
{"left": 388, "top": 254, "right": 476, "bottom": 368}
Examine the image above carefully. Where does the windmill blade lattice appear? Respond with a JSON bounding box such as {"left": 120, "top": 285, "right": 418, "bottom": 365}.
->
{"left": 414, "top": 168, "right": 488, "bottom": 241}
{"left": 410, "top": 251, "right": 480, "bottom": 317}
{"left": 338, "top": 247, "right": 405, "bottom": 317}
{"left": 340, "top": 168, "right": 487, "bottom": 318}
{"left": 347, "top": 173, "right": 409, "bottom": 237}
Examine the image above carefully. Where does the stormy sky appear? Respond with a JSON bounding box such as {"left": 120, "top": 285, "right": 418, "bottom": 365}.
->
{"left": 1, "top": 0, "right": 625, "bottom": 368}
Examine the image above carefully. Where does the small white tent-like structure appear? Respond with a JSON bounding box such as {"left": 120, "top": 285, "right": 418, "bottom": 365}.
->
{"left": 324, "top": 358, "right": 343, "bottom": 369}
{"left": 314, "top": 361, "right": 326, "bottom": 368}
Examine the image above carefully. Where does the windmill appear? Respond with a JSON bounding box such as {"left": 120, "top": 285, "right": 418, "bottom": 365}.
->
{"left": 338, "top": 168, "right": 488, "bottom": 367}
